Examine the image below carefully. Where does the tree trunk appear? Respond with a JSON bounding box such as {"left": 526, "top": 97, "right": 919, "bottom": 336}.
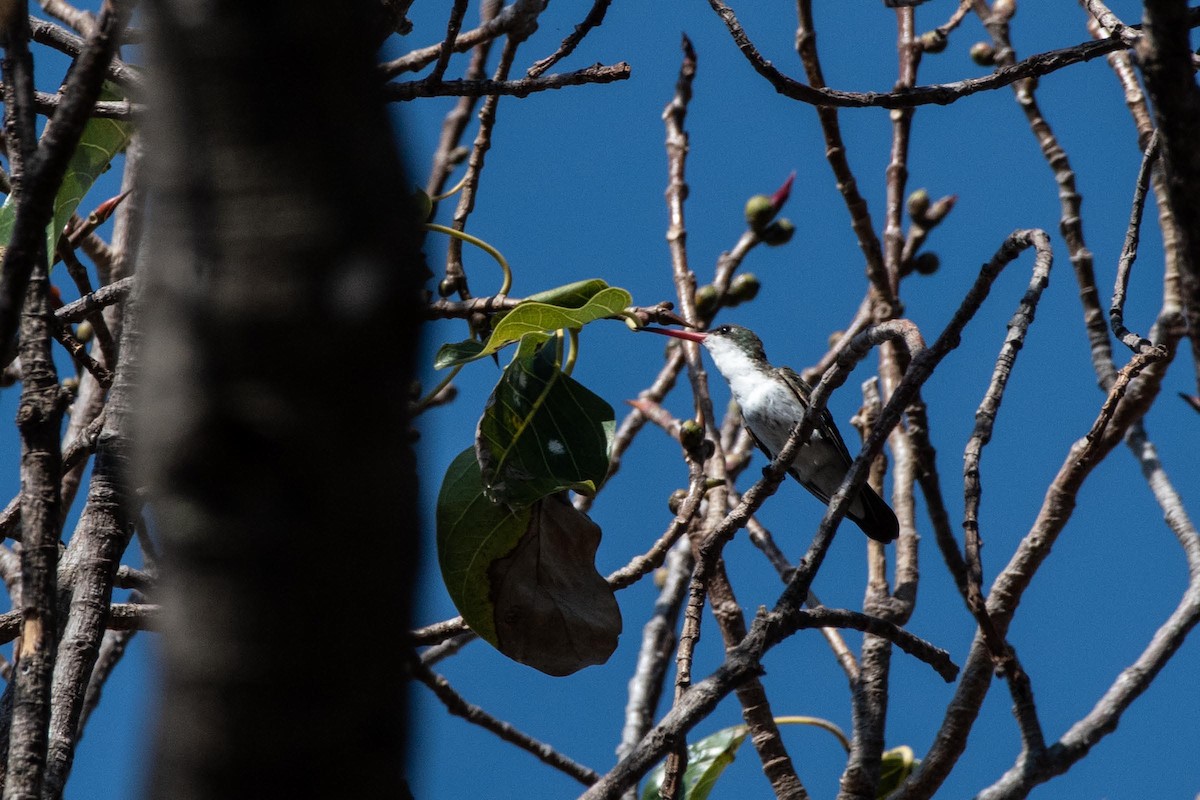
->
{"left": 139, "top": 1, "right": 423, "bottom": 796}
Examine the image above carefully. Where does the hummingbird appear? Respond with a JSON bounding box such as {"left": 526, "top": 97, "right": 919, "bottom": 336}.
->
{"left": 645, "top": 324, "right": 899, "bottom": 543}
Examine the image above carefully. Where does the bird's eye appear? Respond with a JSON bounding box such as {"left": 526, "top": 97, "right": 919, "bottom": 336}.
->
{"left": 717, "top": 325, "right": 732, "bottom": 334}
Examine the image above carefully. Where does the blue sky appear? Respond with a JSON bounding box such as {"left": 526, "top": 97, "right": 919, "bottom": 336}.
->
{"left": 1, "top": 1, "right": 1197, "bottom": 798}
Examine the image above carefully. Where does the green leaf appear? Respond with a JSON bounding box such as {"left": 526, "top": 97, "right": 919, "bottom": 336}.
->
{"left": 641, "top": 725, "right": 749, "bottom": 800}
{"left": 47, "top": 84, "right": 133, "bottom": 256}
{"left": 476, "top": 336, "right": 615, "bottom": 507}
{"left": 0, "top": 83, "right": 132, "bottom": 258}
{"left": 522, "top": 278, "right": 610, "bottom": 306}
{"left": 431, "top": 281, "right": 633, "bottom": 369}
{"left": 877, "top": 745, "right": 918, "bottom": 799}
{"left": 433, "top": 338, "right": 486, "bottom": 370}
{"left": 483, "top": 285, "right": 631, "bottom": 353}
{"left": 436, "top": 448, "right": 621, "bottom": 675}
{"left": 436, "top": 447, "right": 530, "bottom": 647}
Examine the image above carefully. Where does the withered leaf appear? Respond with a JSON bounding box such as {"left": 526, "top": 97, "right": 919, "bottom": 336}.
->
{"left": 489, "top": 493, "right": 621, "bottom": 676}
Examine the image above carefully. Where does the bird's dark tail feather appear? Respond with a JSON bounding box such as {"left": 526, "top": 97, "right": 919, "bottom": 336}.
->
{"left": 851, "top": 486, "right": 900, "bottom": 543}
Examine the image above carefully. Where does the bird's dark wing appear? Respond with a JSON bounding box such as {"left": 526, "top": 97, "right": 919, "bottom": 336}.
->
{"left": 776, "top": 366, "right": 855, "bottom": 466}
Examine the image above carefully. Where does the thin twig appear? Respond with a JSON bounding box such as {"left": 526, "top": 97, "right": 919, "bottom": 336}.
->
{"left": 54, "top": 275, "right": 134, "bottom": 324}
{"left": 791, "top": 0, "right": 892, "bottom": 309}
{"left": 961, "top": 230, "right": 1054, "bottom": 661}
{"left": 29, "top": 16, "right": 142, "bottom": 92}
{"left": 526, "top": 0, "right": 613, "bottom": 78}
{"left": 429, "top": 0, "right": 469, "bottom": 84}
{"left": 1110, "top": 132, "right": 1162, "bottom": 353}
{"left": 616, "top": 539, "right": 691, "bottom": 793}
{"left": 0, "top": 604, "right": 158, "bottom": 642}
{"left": 707, "top": 1, "right": 1199, "bottom": 110}
{"left": 378, "top": 0, "right": 534, "bottom": 78}
{"left": 382, "top": 62, "right": 630, "bottom": 101}
{"left": 977, "top": 1, "right": 1117, "bottom": 392}
{"left": 409, "top": 657, "right": 601, "bottom": 786}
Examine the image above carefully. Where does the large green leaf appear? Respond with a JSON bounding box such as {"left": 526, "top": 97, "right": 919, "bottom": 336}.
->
{"left": 436, "top": 447, "right": 621, "bottom": 675}
{"left": 0, "top": 82, "right": 132, "bottom": 258}
{"left": 476, "top": 335, "right": 615, "bottom": 507}
{"left": 641, "top": 725, "right": 748, "bottom": 800}
{"left": 485, "top": 285, "right": 630, "bottom": 351}
{"left": 431, "top": 279, "right": 631, "bottom": 369}
{"left": 436, "top": 447, "right": 530, "bottom": 647}
{"left": 522, "top": 278, "right": 610, "bottom": 306}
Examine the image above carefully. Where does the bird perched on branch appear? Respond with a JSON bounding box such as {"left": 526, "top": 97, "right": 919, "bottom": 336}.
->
{"left": 644, "top": 324, "right": 899, "bottom": 543}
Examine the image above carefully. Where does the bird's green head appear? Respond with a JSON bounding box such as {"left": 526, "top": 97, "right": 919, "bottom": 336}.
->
{"left": 640, "top": 323, "right": 769, "bottom": 363}
{"left": 704, "top": 324, "right": 768, "bottom": 363}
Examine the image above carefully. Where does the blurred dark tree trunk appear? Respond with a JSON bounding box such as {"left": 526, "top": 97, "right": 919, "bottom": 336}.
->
{"left": 139, "top": 1, "right": 422, "bottom": 797}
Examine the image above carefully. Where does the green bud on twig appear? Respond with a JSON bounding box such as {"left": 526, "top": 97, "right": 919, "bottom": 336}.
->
{"left": 919, "top": 30, "right": 947, "bottom": 53}
{"left": 695, "top": 284, "right": 719, "bottom": 315}
{"left": 926, "top": 194, "right": 958, "bottom": 225}
{"left": 679, "top": 419, "right": 705, "bottom": 453}
{"left": 728, "top": 273, "right": 761, "bottom": 305}
{"left": 760, "top": 219, "right": 795, "bottom": 247}
{"left": 907, "top": 189, "right": 930, "bottom": 222}
{"left": 744, "top": 194, "right": 775, "bottom": 232}
{"left": 970, "top": 42, "right": 996, "bottom": 66}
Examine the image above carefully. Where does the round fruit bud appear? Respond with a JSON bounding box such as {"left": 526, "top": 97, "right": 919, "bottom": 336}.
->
{"left": 437, "top": 276, "right": 458, "bottom": 298}
{"left": 699, "top": 439, "right": 715, "bottom": 462}
{"left": 729, "top": 273, "right": 761, "bottom": 304}
{"left": 760, "top": 218, "right": 795, "bottom": 247}
{"left": 913, "top": 252, "right": 940, "bottom": 275}
{"left": 970, "top": 42, "right": 996, "bottom": 66}
{"left": 667, "top": 488, "right": 689, "bottom": 515}
{"left": 695, "top": 284, "right": 718, "bottom": 315}
{"left": 412, "top": 188, "right": 433, "bottom": 221}
{"left": 919, "top": 30, "right": 947, "bottom": 53}
{"left": 75, "top": 320, "right": 94, "bottom": 343}
{"left": 906, "top": 188, "right": 930, "bottom": 221}
{"left": 62, "top": 377, "right": 79, "bottom": 394}
{"left": 744, "top": 194, "right": 775, "bottom": 231}
{"left": 653, "top": 567, "right": 668, "bottom": 589}
{"left": 679, "top": 419, "right": 705, "bottom": 452}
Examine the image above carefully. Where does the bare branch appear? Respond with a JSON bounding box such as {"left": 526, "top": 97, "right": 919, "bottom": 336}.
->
{"left": 409, "top": 657, "right": 601, "bottom": 786}
{"left": 382, "top": 62, "right": 630, "bottom": 101}
{"left": 526, "top": 0, "right": 613, "bottom": 78}
{"left": 707, "top": 2, "right": 1200, "bottom": 110}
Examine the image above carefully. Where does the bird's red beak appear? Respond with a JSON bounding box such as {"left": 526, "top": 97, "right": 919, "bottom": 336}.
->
{"left": 640, "top": 327, "right": 708, "bottom": 343}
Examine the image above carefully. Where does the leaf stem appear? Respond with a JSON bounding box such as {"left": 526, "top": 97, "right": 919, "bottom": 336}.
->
{"left": 563, "top": 328, "right": 579, "bottom": 375}
{"left": 431, "top": 171, "right": 470, "bottom": 202}
{"left": 773, "top": 716, "right": 852, "bottom": 753}
{"left": 414, "top": 364, "right": 463, "bottom": 414}
{"left": 425, "top": 223, "right": 512, "bottom": 295}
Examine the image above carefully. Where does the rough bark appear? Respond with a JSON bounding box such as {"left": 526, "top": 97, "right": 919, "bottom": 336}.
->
{"left": 140, "top": 1, "right": 423, "bottom": 797}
